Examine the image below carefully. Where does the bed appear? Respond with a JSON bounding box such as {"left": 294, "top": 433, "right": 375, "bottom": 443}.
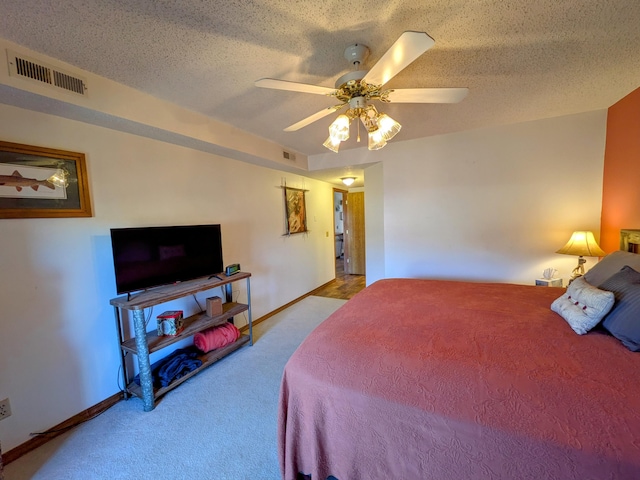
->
{"left": 278, "top": 235, "right": 640, "bottom": 480}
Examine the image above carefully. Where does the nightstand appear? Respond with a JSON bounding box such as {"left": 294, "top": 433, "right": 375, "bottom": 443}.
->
{"left": 535, "top": 278, "right": 563, "bottom": 287}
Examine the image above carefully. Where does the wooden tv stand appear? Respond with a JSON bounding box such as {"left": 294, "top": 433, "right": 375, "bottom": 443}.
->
{"left": 110, "top": 272, "right": 252, "bottom": 411}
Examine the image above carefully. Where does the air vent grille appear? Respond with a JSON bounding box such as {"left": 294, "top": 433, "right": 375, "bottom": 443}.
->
{"left": 283, "top": 150, "right": 296, "bottom": 161}
{"left": 7, "top": 50, "right": 87, "bottom": 97}
{"left": 53, "top": 70, "right": 85, "bottom": 95}
{"left": 15, "top": 57, "right": 52, "bottom": 84}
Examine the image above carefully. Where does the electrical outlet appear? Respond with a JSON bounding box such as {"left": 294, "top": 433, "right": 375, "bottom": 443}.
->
{"left": 0, "top": 397, "right": 11, "bottom": 420}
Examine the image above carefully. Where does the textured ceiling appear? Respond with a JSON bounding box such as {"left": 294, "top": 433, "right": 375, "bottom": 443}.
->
{"left": 1, "top": 0, "right": 640, "bottom": 165}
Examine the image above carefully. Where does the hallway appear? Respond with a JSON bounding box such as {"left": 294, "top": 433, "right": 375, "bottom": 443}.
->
{"left": 312, "top": 258, "right": 366, "bottom": 300}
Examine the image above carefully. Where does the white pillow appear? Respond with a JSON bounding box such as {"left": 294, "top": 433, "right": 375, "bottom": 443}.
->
{"left": 551, "top": 276, "right": 615, "bottom": 334}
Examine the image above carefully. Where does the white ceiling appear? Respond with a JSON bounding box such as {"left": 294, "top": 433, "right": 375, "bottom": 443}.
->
{"left": 1, "top": 1, "right": 640, "bottom": 187}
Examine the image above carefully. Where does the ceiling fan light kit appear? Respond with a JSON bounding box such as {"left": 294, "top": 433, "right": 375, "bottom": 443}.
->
{"left": 255, "top": 31, "right": 469, "bottom": 153}
{"left": 324, "top": 104, "right": 401, "bottom": 151}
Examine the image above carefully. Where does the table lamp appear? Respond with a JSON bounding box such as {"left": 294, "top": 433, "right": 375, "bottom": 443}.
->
{"left": 556, "top": 230, "right": 606, "bottom": 280}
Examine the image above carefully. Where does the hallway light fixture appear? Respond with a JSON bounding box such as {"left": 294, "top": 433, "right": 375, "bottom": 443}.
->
{"left": 341, "top": 177, "right": 356, "bottom": 186}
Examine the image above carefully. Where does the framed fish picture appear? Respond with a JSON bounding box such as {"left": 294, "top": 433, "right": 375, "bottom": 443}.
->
{"left": 0, "top": 141, "right": 92, "bottom": 218}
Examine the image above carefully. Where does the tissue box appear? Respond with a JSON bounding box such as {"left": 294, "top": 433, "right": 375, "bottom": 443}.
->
{"left": 535, "top": 278, "right": 563, "bottom": 287}
{"left": 206, "top": 296, "right": 223, "bottom": 317}
{"left": 156, "top": 310, "right": 184, "bottom": 336}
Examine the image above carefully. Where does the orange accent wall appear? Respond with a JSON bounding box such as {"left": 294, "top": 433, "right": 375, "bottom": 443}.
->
{"left": 600, "top": 87, "right": 640, "bottom": 252}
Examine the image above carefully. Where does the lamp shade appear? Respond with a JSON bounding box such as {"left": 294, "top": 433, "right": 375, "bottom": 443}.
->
{"left": 556, "top": 231, "right": 606, "bottom": 257}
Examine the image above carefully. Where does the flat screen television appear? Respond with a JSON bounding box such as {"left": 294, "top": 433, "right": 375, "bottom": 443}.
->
{"left": 110, "top": 224, "right": 223, "bottom": 295}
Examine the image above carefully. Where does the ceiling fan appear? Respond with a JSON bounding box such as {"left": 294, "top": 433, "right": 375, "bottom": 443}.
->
{"left": 255, "top": 31, "right": 469, "bottom": 152}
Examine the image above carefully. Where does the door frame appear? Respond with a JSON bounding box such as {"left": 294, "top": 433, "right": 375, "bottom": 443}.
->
{"left": 333, "top": 188, "right": 348, "bottom": 274}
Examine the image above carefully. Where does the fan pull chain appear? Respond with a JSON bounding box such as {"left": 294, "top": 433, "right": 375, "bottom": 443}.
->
{"left": 357, "top": 118, "right": 361, "bottom": 142}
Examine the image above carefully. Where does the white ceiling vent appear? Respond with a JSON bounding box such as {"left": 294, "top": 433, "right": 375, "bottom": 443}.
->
{"left": 283, "top": 150, "right": 296, "bottom": 161}
{"left": 6, "top": 49, "right": 87, "bottom": 97}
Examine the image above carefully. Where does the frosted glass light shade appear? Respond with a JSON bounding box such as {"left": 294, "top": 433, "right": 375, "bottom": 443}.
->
{"left": 323, "top": 135, "right": 341, "bottom": 153}
{"left": 368, "top": 129, "right": 387, "bottom": 150}
{"left": 377, "top": 114, "right": 401, "bottom": 141}
{"left": 359, "top": 105, "right": 379, "bottom": 132}
{"left": 329, "top": 114, "right": 350, "bottom": 141}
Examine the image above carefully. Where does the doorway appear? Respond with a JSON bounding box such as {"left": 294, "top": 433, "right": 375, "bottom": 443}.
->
{"left": 334, "top": 189, "right": 347, "bottom": 275}
{"left": 310, "top": 188, "right": 365, "bottom": 300}
{"left": 333, "top": 188, "right": 366, "bottom": 277}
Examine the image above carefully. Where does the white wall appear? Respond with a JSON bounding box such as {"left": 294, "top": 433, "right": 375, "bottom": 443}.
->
{"left": 312, "top": 110, "right": 607, "bottom": 286}
{"left": 379, "top": 111, "right": 608, "bottom": 284}
{"left": 0, "top": 103, "right": 335, "bottom": 451}
{"left": 364, "top": 162, "right": 385, "bottom": 285}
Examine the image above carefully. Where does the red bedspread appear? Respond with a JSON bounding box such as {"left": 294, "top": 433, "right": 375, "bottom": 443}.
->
{"left": 278, "top": 279, "right": 640, "bottom": 480}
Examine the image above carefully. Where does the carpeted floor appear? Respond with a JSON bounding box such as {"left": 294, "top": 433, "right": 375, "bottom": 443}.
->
{"left": 4, "top": 296, "right": 346, "bottom": 480}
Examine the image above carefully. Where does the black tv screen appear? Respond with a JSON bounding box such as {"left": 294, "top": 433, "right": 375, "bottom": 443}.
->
{"left": 110, "top": 224, "right": 223, "bottom": 294}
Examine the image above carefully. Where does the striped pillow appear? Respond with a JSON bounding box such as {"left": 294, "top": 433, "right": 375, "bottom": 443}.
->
{"left": 584, "top": 251, "right": 640, "bottom": 287}
{"left": 600, "top": 265, "right": 640, "bottom": 352}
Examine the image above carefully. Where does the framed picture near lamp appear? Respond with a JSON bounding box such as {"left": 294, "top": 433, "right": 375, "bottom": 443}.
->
{"left": 0, "top": 141, "right": 92, "bottom": 219}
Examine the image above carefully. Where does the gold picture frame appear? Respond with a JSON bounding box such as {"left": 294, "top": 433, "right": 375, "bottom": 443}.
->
{"left": 284, "top": 186, "right": 308, "bottom": 235}
{"left": 0, "top": 141, "right": 92, "bottom": 219}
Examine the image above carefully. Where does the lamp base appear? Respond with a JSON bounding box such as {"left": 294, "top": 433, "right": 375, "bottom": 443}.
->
{"left": 570, "top": 256, "right": 587, "bottom": 280}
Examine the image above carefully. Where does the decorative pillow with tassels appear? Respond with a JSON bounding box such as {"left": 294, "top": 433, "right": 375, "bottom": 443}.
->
{"left": 551, "top": 276, "right": 615, "bottom": 334}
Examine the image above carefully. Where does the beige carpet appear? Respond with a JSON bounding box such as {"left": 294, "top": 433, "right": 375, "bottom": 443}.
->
{"left": 4, "top": 296, "right": 346, "bottom": 480}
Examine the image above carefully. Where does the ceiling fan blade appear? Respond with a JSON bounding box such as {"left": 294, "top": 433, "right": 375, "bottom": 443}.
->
{"left": 284, "top": 104, "right": 346, "bottom": 132}
{"left": 386, "top": 88, "right": 469, "bottom": 103}
{"left": 255, "top": 78, "right": 336, "bottom": 95}
{"left": 362, "top": 31, "right": 435, "bottom": 87}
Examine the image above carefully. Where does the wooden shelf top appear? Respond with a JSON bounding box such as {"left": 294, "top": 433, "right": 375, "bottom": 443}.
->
{"left": 110, "top": 272, "right": 251, "bottom": 310}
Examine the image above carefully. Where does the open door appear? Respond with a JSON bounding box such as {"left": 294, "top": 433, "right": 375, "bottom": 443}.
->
{"left": 333, "top": 189, "right": 347, "bottom": 272}
{"left": 344, "top": 191, "right": 366, "bottom": 275}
